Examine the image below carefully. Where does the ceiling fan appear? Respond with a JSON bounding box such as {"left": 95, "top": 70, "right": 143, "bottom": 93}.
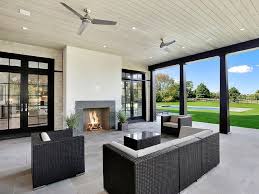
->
{"left": 60, "top": 2, "right": 117, "bottom": 35}
{"left": 160, "top": 38, "right": 176, "bottom": 48}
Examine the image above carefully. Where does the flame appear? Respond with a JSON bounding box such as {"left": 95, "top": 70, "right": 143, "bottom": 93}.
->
{"left": 89, "top": 111, "right": 99, "bottom": 124}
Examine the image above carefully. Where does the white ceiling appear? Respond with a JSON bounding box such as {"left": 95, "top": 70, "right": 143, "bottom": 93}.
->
{"left": 0, "top": 0, "right": 259, "bottom": 66}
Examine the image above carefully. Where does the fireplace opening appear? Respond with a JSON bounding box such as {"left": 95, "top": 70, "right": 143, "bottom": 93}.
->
{"left": 84, "top": 108, "right": 110, "bottom": 131}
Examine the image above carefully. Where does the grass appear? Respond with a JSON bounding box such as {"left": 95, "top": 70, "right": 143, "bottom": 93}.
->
{"left": 157, "top": 101, "right": 259, "bottom": 129}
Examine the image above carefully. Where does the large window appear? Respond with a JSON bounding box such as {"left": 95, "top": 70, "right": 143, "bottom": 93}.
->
{"left": 227, "top": 49, "right": 259, "bottom": 129}
{"left": 186, "top": 57, "right": 220, "bottom": 125}
{"left": 155, "top": 65, "right": 180, "bottom": 114}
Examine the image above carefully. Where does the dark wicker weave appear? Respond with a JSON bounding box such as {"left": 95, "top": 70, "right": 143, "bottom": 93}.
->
{"left": 31, "top": 129, "right": 85, "bottom": 189}
{"left": 124, "top": 132, "right": 161, "bottom": 150}
{"left": 103, "top": 144, "right": 179, "bottom": 194}
{"left": 103, "top": 132, "right": 220, "bottom": 194}
{"left": 175, "top": 138, "right": 202, "bottom": 191}
{"left": 197, "top": 132, "right": 220, "bottom": 175}
{"left": 161, "top": 115, "right": 192, "bottom": 137}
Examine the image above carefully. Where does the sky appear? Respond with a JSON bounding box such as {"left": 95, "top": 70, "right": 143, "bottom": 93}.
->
{"left": 156, "top": 49, "right": 259, "bottom": 94}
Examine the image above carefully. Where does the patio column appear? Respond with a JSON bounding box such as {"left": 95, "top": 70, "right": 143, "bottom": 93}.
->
{"left": 150, "top": 70, "right": 156, "bottom": 121}
{"left": 180, "top": 63, "right": 187, "bottom": 115}
{"left": 220, "top": 54, "right": 230, "bottom": 134}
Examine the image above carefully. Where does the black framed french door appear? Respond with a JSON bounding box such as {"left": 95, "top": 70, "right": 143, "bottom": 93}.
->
{"left": 121, "top": 69, "right": 146, "bottom": 121}
{"left": 0, "top": 51, "right": 54, "bottom": 137}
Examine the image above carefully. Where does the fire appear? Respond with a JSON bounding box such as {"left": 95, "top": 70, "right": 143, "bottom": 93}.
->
{"left": 87, "top": 111, "right": 102, "bottom": 131}
{"left": 89, "top": 111, "right": 99, "bottom": 124}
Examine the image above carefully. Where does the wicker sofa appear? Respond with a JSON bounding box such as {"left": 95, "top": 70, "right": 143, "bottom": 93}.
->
{"left": 161, "top": 115, "right": 192, "bottom": 137}
{"left": 103, "top": 127, "right": 219, "bottom": 194}
{"left": 31, "top": 129, "right": 85, "bottom": 189}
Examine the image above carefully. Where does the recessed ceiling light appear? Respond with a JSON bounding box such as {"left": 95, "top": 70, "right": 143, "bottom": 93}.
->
{"left": 240, "top": 28, "right": 245, "bottom": 31}
{"left": 182, "top": 46, "right": 185, "bottom": 49}
{"left": 149, "top": 56, "right": 153, "bottom": 59}
{"left": 19, "top": 9, "right": 31, "bottom": 16}
{"left": 22, "top": 26, "right": 28, "bottom": 30}
{"left": 132, "top": 26, "right": 136, "bottom": 30}
{"left": 103, "top": 45, "right": 107, "bottom": 48}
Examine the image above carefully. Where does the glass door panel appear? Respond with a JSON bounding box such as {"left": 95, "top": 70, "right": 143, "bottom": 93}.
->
{"left": 0, "top": 72, "right": 9, "bottom": 130}
{"left": 28, "top": 74, "right": 48, "bottom": 127}
{"left": 0, "top": 72, "right": 21, "bottom": 130}
{"left": 125, "top": 81, "right": 131, "bottom": 118}
{"left": 9, "top": 73, "right": 21, "bottom": 129}
{"left": 133, "top": 81, "right": 143, "bottom": 117}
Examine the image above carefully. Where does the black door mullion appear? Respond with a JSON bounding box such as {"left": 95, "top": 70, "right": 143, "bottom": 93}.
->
{"left": 21, "top": 59, "right": 28, "bottom": 131}
{"left": 130, "top": 75, "right": 134, "bottom": 118}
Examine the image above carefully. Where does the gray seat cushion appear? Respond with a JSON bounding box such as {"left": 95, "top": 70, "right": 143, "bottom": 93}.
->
{"left": 163, "top": 122, "right": 178, "bottom": 128}
{"left": 179, "top": 126, "right": 212, "bottom": 138}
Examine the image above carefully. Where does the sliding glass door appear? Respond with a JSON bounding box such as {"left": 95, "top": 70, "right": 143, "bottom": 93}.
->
{"left": 121, "top": 70, "right": 146, "bottom": 121}
{"left": 0, "top": 52, "right": 54, "bottom": 136}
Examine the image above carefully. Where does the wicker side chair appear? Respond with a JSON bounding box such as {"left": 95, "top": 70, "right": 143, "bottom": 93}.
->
{"left": 31, "top": 129, "right": 85, "bottom": 189}
{"left": 161, "top": 115, "right": 192, "bottom": 137}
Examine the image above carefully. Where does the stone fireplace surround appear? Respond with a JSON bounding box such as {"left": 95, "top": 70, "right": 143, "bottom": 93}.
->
{"left": 75, "top": 101, "right": 116, "bottom": 135}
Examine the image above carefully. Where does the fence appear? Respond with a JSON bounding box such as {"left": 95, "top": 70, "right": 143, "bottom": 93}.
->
{"left": 187, "top": 98, "right": 259, "bottom": 104}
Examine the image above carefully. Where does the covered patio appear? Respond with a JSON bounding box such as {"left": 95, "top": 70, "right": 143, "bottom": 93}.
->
{"left": 149, "top": 38, "right": 259, "bottom": 134}
{"left": 0, "top": 119, "right": 258, "bottom": 194}
{"left": 0, "top": 0, "right": 259, "bottom": 193}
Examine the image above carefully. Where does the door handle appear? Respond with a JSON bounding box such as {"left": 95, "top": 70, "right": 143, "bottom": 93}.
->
{"left": 20, "top": 104, "right": 24, "bottom": 112}
{"left": 25, "top": 103, "right": 28, "bottom": 112}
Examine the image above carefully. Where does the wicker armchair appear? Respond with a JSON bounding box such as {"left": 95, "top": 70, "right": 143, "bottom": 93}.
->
{"left": 31, "top": 129, "right": 85, "bottom": 189}
{"left": 161, "top": 115, "right": 192, "bottom": 137}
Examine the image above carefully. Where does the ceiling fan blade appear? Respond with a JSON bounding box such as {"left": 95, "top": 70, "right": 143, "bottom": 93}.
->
{"left": 164, "top": 40, "right": 176, "bottom": 47}
{"left": 91, "top": 19, "right": 117, "bottom": 25}
{"left": 78, "top": 21, "right": 88, "bottom": 35}
{"left": 60, "top": 2, "right": 84, "bottom": 20}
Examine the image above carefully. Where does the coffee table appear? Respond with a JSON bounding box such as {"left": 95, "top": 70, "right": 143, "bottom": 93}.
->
{"left": 124, "top": 131, "right": 161, "bottom": 150}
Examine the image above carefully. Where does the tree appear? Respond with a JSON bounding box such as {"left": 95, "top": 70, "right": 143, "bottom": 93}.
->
{"left": 195, "top": 83, "right": 210, "bottom": 98}
{"left": 155, "top": 73, "right": 179, "bottom": 102}
{"left": 186, "top": 81, "right": 196, "bottom": 98}
{"left": 255, "top": 90, "right": 259, "bottom": 100}
{"left": 210, "top": 92, "right": 219, "bottom": 99}
{"left": 229, "top": 87, "right": 241, "bottom": 102}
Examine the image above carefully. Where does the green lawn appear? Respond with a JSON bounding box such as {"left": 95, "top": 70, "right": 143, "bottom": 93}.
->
{"left": 157, "top": 101, "right": 259, "bottom": 129}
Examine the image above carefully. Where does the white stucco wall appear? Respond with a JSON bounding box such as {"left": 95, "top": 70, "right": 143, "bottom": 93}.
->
{"left": 63, "top": 46, "right": 122, "bottom": 115}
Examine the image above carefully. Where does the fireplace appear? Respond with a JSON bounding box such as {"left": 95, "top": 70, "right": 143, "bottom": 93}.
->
{"left": 75, "top": 101, "right": 116, "bottom": 135}
{"left": 84, "top": 108, "right": 110, "bottom": 131}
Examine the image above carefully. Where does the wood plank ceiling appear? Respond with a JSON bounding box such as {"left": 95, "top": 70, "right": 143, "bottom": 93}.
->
{"left": 0, "top": 0, "right": 258, "bottom": 66}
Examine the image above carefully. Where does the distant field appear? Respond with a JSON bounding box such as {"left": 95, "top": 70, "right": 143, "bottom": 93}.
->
{"left": 157, "top": 101, "right": 259, "bottom": 129}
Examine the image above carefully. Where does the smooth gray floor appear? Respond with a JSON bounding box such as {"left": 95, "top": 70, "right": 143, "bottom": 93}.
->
{"left": 1, "top": 119, "right": 259, "bottom": 194}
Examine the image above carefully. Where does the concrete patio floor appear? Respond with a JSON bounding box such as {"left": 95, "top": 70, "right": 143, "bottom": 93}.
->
{"left": 0, "top": 119, "right": 259, "bottom": 194}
